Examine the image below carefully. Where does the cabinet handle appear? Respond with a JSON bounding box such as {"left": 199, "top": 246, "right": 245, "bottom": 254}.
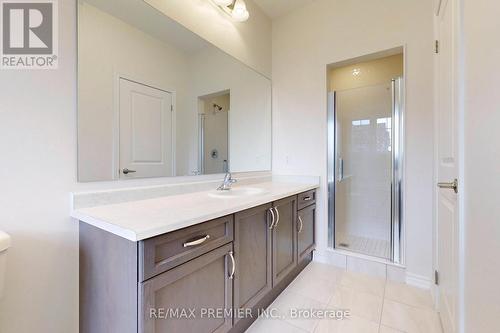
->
{"left": 228, "top": 251, "right": 236, "bottom": 279}
{"left": 303, "top": 196, "right": 312, "bottom": 201}
{"left": 273, "top": 207, "right": 280, "bottom": 228}
{"left": 268, "top": 208, "right": 275, "bottom": 229}
{"left": 298, "top": 216, "right": 304, "bottom": 233}
{"left": 183, "top": 235, "right": 210, "bottom": 247}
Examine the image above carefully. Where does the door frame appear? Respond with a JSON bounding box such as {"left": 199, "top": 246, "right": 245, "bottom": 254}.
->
{"left": 196, "top": 90, "right": 231, "bottom": 176}
{"left": 432, "top": 0, "right": 465, "bottom": 331}
{"left": 326, "top": 53, "right": 407, "bottom": 265}
{"left": 113, "top": 71, "right": 176, "bottom": 180}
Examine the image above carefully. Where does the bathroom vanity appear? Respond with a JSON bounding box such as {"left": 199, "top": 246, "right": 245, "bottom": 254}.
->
{"left": 74, "top": 0, "right": 317, "bottom": 331}
{"left": 76, "top": 182, "right": 317, "bottom": 333}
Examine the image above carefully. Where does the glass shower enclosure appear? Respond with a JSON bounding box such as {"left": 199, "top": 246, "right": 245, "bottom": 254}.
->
{"left": 328, "top": 78, "right": 404, "bottom": 263}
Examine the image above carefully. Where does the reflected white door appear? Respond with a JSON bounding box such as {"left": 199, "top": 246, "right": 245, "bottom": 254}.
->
{"left": 436, "top": 0, "right": 459, "bottom": 331}
{"left": 119, "top": 78, "right": 173, "bottom": 178}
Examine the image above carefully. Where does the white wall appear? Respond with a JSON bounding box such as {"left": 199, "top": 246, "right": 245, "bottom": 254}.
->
{"left": 462, "top": 0, "right": 500, "bottom": 331}
{"left": 272, "top": 0, "right": 435, "bottom": 279}
{"left": 145, "top": 0, "right": 272, "bottom": 78}
{"left": 0, "top": 1, "right": 271, "bottom": 332}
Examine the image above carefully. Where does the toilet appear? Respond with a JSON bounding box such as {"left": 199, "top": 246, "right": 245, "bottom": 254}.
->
{"left": 0, "top": 231, "right": 11, "bottom": 298}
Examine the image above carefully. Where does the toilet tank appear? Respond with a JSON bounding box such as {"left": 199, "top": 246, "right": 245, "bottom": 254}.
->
{"left": 0, "top": 231, "right": 11, "bottom": 298}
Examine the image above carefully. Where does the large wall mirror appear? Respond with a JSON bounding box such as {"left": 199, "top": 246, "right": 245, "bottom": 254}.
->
{"left": 77, "top": 0, "right": 272, "bottom": 182}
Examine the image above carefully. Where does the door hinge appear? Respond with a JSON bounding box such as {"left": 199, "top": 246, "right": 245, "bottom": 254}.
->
{"left": 435, "top": 40, "right": 439, "bottom": 54}
{"left": 434, "top": 270, "right": 439, "bottom": 285}
{"left": 170, "top": 105, "right": 173, "bottom": 111}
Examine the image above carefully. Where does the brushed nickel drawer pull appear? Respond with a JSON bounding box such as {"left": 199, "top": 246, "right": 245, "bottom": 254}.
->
{"left": 228, "top": 251, "right": 236, "bottom": 279}
{"left": 298, "top": 216, "right": 304, "bottom": 233}
{"left": 269, "top": 208, "right": 276, "bottom": 229}
{"left": 273, "top": 207, "right": 280, "bottom": 228}
{"left": 183, "top": 235, "right": 210, "bottom": 247}
{"left": 303, "top": 196, "right": 312, "bottom": 201}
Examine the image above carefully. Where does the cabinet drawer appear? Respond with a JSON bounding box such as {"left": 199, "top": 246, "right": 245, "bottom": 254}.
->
{"left": 139, "top": 243, "right": 233, "bottom": 333}
{"left": 297, "top": 190, "right": 316, "bottom": 210}
{"left": 139, "top": 215, "right": 233, "bottom": 281}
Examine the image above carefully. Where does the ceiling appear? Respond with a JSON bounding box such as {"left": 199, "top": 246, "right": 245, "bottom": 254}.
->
{"left": 253, "top": 0, "right": 314, "bottom": 19}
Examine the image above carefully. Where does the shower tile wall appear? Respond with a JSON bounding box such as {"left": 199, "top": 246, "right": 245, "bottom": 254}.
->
{"left": 335, "top": 83, "right": 392, "bottom": 259}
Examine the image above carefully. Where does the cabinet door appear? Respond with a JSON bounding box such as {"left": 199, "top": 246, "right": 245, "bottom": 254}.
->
{"left": 272, "top": 196, "right": 298, "bottom": 286}
{"left": 140, "top": 243, "right": 233, "bottom": 333}
{"left": 233, "top": 203, "right": 273, "bottom": 324}
{"left": 297, "top": 204, "right": 316, "bottom": 262}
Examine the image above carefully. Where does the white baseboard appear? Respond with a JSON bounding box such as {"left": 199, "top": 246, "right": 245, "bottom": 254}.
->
{"left": 314, "top": 249, "right": 432, "bottom": 290}
{"left": 405, "top": 272, "right": 432, "bottom": 290}
{"left": 313, "top": 249, "right": 347, "bottom": 269}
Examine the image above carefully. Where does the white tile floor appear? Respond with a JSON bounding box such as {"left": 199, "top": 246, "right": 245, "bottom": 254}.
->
{"left": 246, "top": 262, "right": 442, "bottom": 333}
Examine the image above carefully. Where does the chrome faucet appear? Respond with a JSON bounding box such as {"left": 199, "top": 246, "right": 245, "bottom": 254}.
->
{"left": 217, "top": 172, "right": 237, "bottom": 191}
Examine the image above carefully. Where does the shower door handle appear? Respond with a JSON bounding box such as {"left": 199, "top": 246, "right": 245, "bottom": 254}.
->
{"left": 338, "top": 158, "right": 344, "bottom": 182}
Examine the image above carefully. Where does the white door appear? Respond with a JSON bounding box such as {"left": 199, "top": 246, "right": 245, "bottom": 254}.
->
{"left": 119, "top": 78, "right": 173, "bottom": 179}
{"left": 436, "top": 0, "right": 459, "bottom": 331}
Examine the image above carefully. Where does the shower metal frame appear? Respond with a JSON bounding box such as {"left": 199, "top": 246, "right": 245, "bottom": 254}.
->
{"left": 327, "top": 77, "right": 405, "bottom": 265}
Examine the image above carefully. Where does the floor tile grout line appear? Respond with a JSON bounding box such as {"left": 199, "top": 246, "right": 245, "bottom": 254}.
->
{"left": 384, "top": 297, "right": 440, "bottom": 313}
{"left": 278, "top": 318, "right": 310, "bottom": 333}
{"left": 378, "top": 266, "right": 387, "bottom": 332}
{"left": 383, "top": 295, "right": 435, "bottom": 311}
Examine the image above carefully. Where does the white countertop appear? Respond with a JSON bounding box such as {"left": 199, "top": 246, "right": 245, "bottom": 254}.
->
{"left": 72, "top": 181, "right": 318, "bottom": 241}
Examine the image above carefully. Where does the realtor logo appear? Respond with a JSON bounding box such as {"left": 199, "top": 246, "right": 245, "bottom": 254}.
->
{"left": 1, "top": 0, "right": 58, "bottom": 69}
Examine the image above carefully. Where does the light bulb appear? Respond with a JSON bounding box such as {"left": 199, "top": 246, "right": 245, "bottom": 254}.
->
{"left": 232, "top": 0, "right": 249, "bottom": 21}
{"left": 213, "top": 0, "right": 233, "bottom": 7}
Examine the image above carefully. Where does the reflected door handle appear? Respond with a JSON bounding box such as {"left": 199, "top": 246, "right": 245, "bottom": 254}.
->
{"left": 437, "top": 179, "right": 458, "bottom": 193}
{"left": 122, "top": 168, "right": 137, "bottom": 175}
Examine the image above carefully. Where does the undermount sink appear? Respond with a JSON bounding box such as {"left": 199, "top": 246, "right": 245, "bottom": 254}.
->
{"left": 208, "top": 187, "right": 269, "bottom": 199}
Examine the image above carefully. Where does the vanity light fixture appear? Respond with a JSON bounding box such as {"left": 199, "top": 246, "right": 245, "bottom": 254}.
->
{"left": 211, "top": 0, "right": 250, "bottom": 22}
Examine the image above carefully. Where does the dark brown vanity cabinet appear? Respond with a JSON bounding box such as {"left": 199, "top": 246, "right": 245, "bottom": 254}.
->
{"left": 80, "top": 190, "right": 316, "bottom": 333}
{"left": 233, "top": 204, "right": 273, "bottom": 326}
{"left": 271, "top": 196, "right": 298, "bottom": 286}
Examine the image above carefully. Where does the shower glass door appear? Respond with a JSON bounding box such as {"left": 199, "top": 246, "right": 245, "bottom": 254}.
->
{"left": 333, "top": 81, "right": 396, "bottom": 260}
